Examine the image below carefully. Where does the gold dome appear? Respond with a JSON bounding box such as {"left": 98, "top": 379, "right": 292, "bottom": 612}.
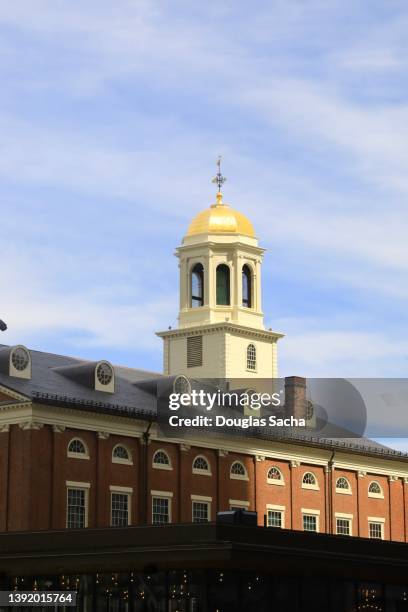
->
{"left": 186, "top": 193, "right": 256, "bottom": 238}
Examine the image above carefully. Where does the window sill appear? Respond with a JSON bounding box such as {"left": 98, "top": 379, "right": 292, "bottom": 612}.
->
{"left": 336, "top": 488, "right": 352, "bottom": 495}
{"left": 301, "top": 484, "right": 319, "bottom": 491}
{"left": 267, "top": 479, "right": 284, "bottom": 486}
{"left": 368, "top": 493, "right": 384, "bottom": 499}
{"left": 112, "top": 458, "right": 133, "bottom": 466}
{"left": 152, "top": 464, "right": 173, "bottom": 471}
{"left": 193, "top": 469, "right": 212, "bottom": 476}
{"left": 67, "top": 453, "right": 90, "bottom": 460}
{"left": 230, "top": 474, "right": 249, "bottom": 481}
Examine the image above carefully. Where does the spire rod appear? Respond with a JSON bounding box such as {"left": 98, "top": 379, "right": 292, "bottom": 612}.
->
{"left": 211, "top": 156, "right": 227, "bottom": 194}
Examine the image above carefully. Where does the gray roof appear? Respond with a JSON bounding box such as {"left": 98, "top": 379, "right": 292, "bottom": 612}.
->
{"left": 0, "top": 344, "right": 406, "bottom": 462}
{"left": 0, "top": 345, "right": 159, "bottom": 419}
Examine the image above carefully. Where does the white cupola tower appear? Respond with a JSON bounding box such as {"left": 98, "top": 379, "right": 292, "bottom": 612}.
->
{"left": 157, "top": 161, "right": 283, "bottom": 379}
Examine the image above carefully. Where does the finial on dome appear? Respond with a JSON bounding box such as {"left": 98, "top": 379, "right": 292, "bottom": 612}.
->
{"left": 211, "top": 156, "right": 226, "bottom": 200}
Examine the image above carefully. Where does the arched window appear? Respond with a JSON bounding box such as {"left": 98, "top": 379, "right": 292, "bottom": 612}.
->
{"left": 230, "top": 461, "right": 248, "bottom": 480}
{"left": 191, "top": 263, "right": 204, "bottom": 308}
{"left": 242, "top": 265, "right": 252, "bottom": 308}
{"left": 368, "top": 481, "right": 383, "bottom": 497}
{"left": 246, "top": 344, "right": 256, "bottom": 371}
{"left": 67, "top": 438, "right": 88, "bottom": 458}
{"left": 302, "top": 472, "right": 318, "bottom": 489}
{"left": 153, "top": 450, "right": 172, "bottom": 469}
{"left": 267, "top": 467, "right": 284, "bottom": 484}
{"left": 216, "top": 264, "right": 230, "bottom": 306}
{"left": 192, "top": 456, "right": 210, "bottom": 474}
{"left": 112, "top": 445, "right": 132, "bottom": 464}
{"left": 336, "top": 477, "right": 351, "bottom": 492}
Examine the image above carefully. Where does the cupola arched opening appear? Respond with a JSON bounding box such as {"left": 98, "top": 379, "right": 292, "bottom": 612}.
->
{"left": 242, "top": 264, "right": 252, "bottom": 308}
{"left": 216, "top": 264, "right": 230, "bottom": 306}
{"left": 191, "top": 263, "right": 204, "bottom": 308}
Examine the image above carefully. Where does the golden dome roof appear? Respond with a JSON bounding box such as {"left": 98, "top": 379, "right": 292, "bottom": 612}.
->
{"left": 186, "top": 193, "right": 255, "bottom": 238}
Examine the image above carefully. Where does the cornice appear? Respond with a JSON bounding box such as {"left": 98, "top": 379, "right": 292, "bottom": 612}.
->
{"left": 156, "top": 321, "right": 284, "bottom": 341}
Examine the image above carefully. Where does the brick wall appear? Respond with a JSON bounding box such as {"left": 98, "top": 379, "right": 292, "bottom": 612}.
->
{"left": 0, "top": 424, "right": 406, "bottom": 543}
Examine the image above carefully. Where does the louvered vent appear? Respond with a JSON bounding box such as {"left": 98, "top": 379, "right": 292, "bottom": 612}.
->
{"left": 187, "top": 336, "right": 203, "bottom": 368}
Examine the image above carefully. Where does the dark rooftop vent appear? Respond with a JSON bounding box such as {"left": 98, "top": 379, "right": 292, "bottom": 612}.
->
{"left": 217, "top": 509, "right": 257, "bottom": 527}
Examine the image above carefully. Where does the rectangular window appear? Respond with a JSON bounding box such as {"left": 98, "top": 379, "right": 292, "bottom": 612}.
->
{"left": 187, "top": 336, "right": 203, "bottom": 368}
{"left": 152, "top": 497, "right": 170, "bottom": 524}
{"left": 303, "top": 514, "right": 318, "bottom": 532}
{"left": 336, "top": 518, "right": 351, "bottom": 535}
{"left": 111, "top": 493, "right": 130, "bottom": 527}
{"left": 267, "top": 510, "right": 283, "bottom": 528}
{"left": 369, "top": 521, "right": 383, "bottom": 539}
{"left": 192, "top": 501, "right": 209, "bottom": 523}
{"left": 67, "top": 488, "right": 86, "bottom": 529}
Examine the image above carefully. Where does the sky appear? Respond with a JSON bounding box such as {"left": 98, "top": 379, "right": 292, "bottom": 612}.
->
{"left": 1, "top": 0, "right": 408, "bottom": 399}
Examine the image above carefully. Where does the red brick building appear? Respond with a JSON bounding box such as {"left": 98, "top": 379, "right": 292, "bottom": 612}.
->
{"left": 0, "top": 186, "right": 407, "bottom": 543}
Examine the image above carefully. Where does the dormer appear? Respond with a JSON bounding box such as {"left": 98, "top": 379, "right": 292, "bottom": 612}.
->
{"left": 54, "top": 359, "right": 115, "bottom": 393}
{"left": 0, "top": 345, "right": 32, "bottom": 380}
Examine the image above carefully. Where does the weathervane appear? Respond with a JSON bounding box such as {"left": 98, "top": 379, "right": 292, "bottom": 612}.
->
{"left": 212, "top": 156, "right": 227, "bottom": 193}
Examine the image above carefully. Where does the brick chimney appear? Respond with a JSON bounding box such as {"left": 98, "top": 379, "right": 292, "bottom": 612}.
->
{"left": 285, "top": 376, "right": 307, "bottom": 419}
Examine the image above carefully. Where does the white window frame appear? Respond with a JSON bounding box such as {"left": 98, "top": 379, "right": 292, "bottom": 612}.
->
{"left": 267, "top": 467, "right": 284, "bottom": 486}
{"left": 335, "top": 512, "right": 353, "bottom": 536}
{"left": 368, "top": 481, "right": 384, "bottom": 499}
{"left": 152, "top": 449, "right": 172, "bottom": 471}
{"left": 151, "top": 491, "right": 173, "bottom": 524}
{"left": 66, "top": 481, "right": 90, "bottom": 528}
{"left": 67, "top": 438, "right": 89, "bottom": 460}
{"left": 230, "top": 461, "right": 249, "bottom": 481}
{"left": 112, "top": 444, "right": 133, "bottom": 465}
{"left": 266, "top": 504, "right": 285, "bottom": 528}
{"left": 246, "top": 343, "right": 257, "bottom": 372}
{"left": 229, "top": 499, "right": 250, "bottom": 510}
{"left": 191, "top": 495, "right": 212, "bottom": 523}
{"left": 335, "top": 476, "right": 352, "bottom": 495}
{"left": 301, "top": 472, "right": 319, "bottom": 490}
{"left": 110, "top": 486, "right": 132, "bottom": 527}
{"left": 368, "top": 516, "right": 385, "bottom": 540}
{"left": 192, "top": 455, "right": 212, "bottom": 476}
{"left": 301, "top": 508, "right": 320, "bottom": 532}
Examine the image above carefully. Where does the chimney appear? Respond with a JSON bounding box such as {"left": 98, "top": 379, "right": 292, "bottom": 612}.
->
{"left": 285, "top": 376, "right": 306, "bottom": 419}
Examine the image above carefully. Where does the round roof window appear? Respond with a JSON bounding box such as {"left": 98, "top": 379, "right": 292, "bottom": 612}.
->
{"left": 11, "top": 347, "right": 30, "bottom": 371}
{"left": 96, "top": 362, "right": 113, "bottom": 386}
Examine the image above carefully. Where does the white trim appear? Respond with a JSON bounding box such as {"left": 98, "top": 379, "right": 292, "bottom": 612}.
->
{"left": 301, "top": 472, "right": 319, "bottom": 490}
{"left": 229, "top": 499, "right": 250, "bottom": 508}
{"left": 267, "top": 504, "right": 286, "bottom": 511}
{"left": 192, "top": 455, "right": 212, "bottom": 476}
{"left": 191, "top": 499, "right": 211, "bottom": 522}
{"left": 335, "top": 512, "right": 353, "bottom": 519}
{"left": 230, "top": 461, "right": 249, "bottom": 481}
{"left": 112, "top": 444, "right": 133, "bottom": 465}
{"left": 151, "top": 490, "right": 173, "bottom": 498}
{"left": 368, "top": 519, "right": 385, "bottom": 540}
{"left": 66, "top": 484, "right": 89, "bottom": 528}
{"left": 335, "top": 516, "right": 353, "bottom": 536}
{"left": 67, "top": 437, "right": 90, "bottom": 460}
{"left": 267, "top": 466, "right": 285, "bottom": 485}
{"left": 191, "top": 494, "right": 212, "bottom": 502}
{"left": 110, "top": 490, "right": 132, "bottom": 526}
{"left": 3, "top": 404, "right": 408, "bottom": 481}
{"left": 152, "top": 449, "right": 172, "bottom": 470}
{"left": 335, "top": 477, "right": 352, "bottom": 495}
{"left": 301, "top": 510, "right": 320, "bottom": 532}
{"left": 266, "top": 506, "right": 285, "bottom": 529}
{"left": 151, "top": 494, "right": 172, "bottom": 523}
{"left": 368, "top": 481, "right": 384, "bottom": 499}
{"left": 66, "top": 480, "right": 91, "bottom": 489}
{"left": 109, "top": 485, "right": 133, "bottom": 493}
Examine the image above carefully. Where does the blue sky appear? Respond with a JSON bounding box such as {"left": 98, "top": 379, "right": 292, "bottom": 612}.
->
{"left": 1, "top": 0, "right": 408, "bottom": 407}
